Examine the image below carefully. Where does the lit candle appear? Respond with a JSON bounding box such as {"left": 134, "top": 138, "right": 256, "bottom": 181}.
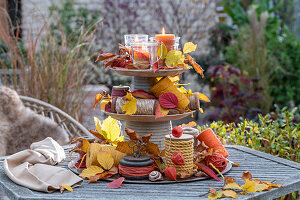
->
{"left": 155, "top": 28, "right": 175, "bottom": 51}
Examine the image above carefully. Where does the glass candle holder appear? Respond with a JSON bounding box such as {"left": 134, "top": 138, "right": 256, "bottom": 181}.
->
{"left": 131, "top": 42, "right": 159, "bottom": 69}
{"left": 150, "top": 36, "right": 180, "bottom": 51}
{"left": 124, "top": 34, "right": 148, "bottom": 47}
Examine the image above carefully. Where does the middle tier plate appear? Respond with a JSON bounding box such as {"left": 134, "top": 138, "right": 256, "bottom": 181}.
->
{"left": 104, "top": 111, "right": 193, "bottom": 122}
{"left": 111, "top": 67, "right": 188, "bottom": 77}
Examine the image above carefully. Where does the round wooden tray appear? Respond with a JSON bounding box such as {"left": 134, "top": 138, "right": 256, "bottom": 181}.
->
{"left": 104, "top": 111, "right": 193, "bottom": 122}
{"left": 68, "top": 161, "right": 232, "bottom": 184}
{"left": 111, "top": 68, "right": 188, "bottom": 77}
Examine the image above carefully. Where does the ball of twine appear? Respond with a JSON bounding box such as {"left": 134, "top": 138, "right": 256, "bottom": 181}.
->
{"left": 205, "top": 153, "right": 227, "bottom": 172}
{"left": 115, "top": 97, "right": 157, "bottom": 115}
{"left": 165, "top": 134, "right": 194, "bottom": 174}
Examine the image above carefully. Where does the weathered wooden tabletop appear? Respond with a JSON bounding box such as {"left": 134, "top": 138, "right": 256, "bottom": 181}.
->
{"left": 0, "top": 145, "right": 299, "bottom": 200}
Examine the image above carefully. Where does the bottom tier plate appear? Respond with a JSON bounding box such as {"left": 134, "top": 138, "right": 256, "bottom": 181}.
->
{"left": 68, "top": 160, "right": 232, "bottom": 184}
{"left": 104, "top": 111, "right": 193, "bottom": 122}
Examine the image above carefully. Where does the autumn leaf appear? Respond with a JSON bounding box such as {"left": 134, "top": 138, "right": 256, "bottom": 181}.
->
{"left": 146, "top": 142, "right": 160, "bottom": 157}
{"left": 165, "top": 50, "right": 185, "bottom": 68}
{"left": 255, "top": 183, "right": 270, "bottom": 192}
{"left": 209, "top": 186, "right": 217, "bottom": 195}
{"left": 169, "top": 75, "right": 180, "bottom": 83}
{"left": 157, "top": 43, "right": 168, "bottom": 59}
{"left": 86, "top": 143, "right": 103, "bottom": 167}
{"left": 88, "top": 172, "right": 109, "bottom": 183}
{"left": 131, "top": 90, "right": 156, "bottom": 99}
{"left": 155, "top": 104, "right": 169, "bottom": 119}
{"left": 95, "top": 53, "right": 115, "bottom": 62}
{"left": 223, "top": 190, "right": 237, "bottom": 199}
{"left": 89, "top": 130, "right": 106, "bottom": 142}
{"left": 101, "top": 145, "right": 126, "bottom": 166}
{"left": 80, "top": 166, "right": 104, "bottom": 179}
{"left": 183, "top": 42, "right": 197, "bottom": 54}
{"left": 198, "top": 92, "right": 210, "bottom": 102}
{"left": 70, "top": 138, "right": 90, "bottom": 152}
{"left": 125, "top": 128, "right": 140, "bottom": 140}
{"left": 195, "top": 163, "right": 220, "bottom": 181}
{"left": 141, "top": 133, "right": 152, "bottom": 143}
{"left": 97, "top": 151, "right": 114, "bottom": 170}
{"left": 185, "top": 54, "right": 204, "bottom": 78}
{"left": 107, "top": 177, "right": 125, "bottom": 189}
{"left": 224, "top": 177, "right": 237, "bottom": 184}
{"left": 116, "top": 141, "right": 135, "bottom": 155}
{"left": 122, "top": 93, "right": 137, "bottom": 115}
{"left": 223, "top": 182, "right": 242, "bottom": 190}
{"left": 208, "top": 191, "right": 223, "bottom": 199}
{"left": 60, "top": 185, "right": 73, "bottom": 193}
{"left": 242, "top": 171, "right": 253, "bottom": 181}
{"left": 100, "top": 99, "right": 111, "bottom": 110}
{"left": 242, "top": 180, "right": 256, "bottom": 192}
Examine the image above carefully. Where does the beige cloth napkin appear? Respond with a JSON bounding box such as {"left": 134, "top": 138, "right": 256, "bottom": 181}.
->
{"left": 3, "top": 137, "right": 82, "bottom": 193}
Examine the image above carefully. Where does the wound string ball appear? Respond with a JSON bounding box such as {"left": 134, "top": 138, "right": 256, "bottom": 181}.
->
{"left": 186, "top": 92, "right": 200, "bottom": 110}
{"left": 114, "top": 98, "right": 158, "bottom": 115}
{"left": 205, "top": 153, "right": 227, "bottom": 172}
{"left": 165, "top": 134, "right": 194, "bottom": 175}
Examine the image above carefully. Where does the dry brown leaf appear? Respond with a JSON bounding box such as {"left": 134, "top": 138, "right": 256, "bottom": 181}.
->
{"left": 89, "top": 130, "right": 106, "bottom": 142}
{"left": 146, "top": 142, "right": 160, "bottom": 157}
{"left": 116, "top": 141, "right": 135, "bottom": 155}
{"left": 141, "top": 133, "right": 152, "bottom": 143}
{"left": 125, "top": 128, "right": 140, "bottom": 140}
{"left": 242, "top": 171, "right": 253, "bottom": 181}
{"left": 88, "top": 172, "right": 109, "bottom": 183}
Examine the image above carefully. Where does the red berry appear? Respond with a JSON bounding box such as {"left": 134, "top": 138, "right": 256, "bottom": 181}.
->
{"left": 172, "top": 126, "right": 183, "bottom": 138}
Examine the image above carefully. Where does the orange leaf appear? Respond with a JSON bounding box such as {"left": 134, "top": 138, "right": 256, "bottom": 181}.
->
{"left": 146, "top": 142, "right": 160, "bottom": 157}
{"left": 185, "top": 54, "right": 204, "bottom": 78}
{"left": 95, "top": 53, "right": 116, "bottom": 62}
{"left": 71, "top": 138, "right": 90, "bottom": 152}
{"left": 93, "top": 92, "right": 106, "bottom": 110}
{"left": 88, "top": 172, "right": 109, "bottom": 183}
{"left": 125, "top": 128, "right": 140, "bottom": 140}
{"left": 242, "top": 171, "right": 252, "bottom": 181}
{"left": 155, "top": 104, "right": 169, "bottom": 119}
{"left": 198, "top": 92, "right": 210, "bottom": 102}
{"left": 116, "top": 141, "right": 135, "bottom": 155}
{"left": 107, "top": 177, "right": 125, "bottom": 189}
{"left": 224, "top": 177, "right": 236, "bottom": 184}
{"left": 141, "top": 133, "right": 152, "bottom": 143}
{"left": 89, "top": 130, "right": 106, "bottom": 141}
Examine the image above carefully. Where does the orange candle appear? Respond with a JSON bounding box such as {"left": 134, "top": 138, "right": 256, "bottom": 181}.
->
{"left": 155, "top": 28, "right": 175, "bottom": 51}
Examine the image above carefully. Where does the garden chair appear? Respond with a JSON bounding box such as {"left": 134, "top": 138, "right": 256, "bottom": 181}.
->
{"left": 20, "top": 96, "right": 92, "bottom": 139}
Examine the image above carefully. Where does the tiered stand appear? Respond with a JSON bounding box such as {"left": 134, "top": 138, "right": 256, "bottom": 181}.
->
{"left": 104, "top": 68, "right": 191, "bottom": 149}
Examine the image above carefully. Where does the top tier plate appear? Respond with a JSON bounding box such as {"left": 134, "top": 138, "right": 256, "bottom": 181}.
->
{"left": 111, "top": 68, "right": 188, "bottom": 77}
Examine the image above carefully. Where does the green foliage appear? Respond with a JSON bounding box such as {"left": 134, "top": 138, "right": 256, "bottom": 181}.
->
{"left": 198, "top": 112, "right": 300, "bottom": 163}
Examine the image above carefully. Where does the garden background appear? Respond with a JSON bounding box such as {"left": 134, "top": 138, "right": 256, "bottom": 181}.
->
{"left": 0, "top": 0, "right": 299, "bottom": 188}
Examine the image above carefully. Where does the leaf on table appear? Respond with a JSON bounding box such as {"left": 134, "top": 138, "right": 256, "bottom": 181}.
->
{"left": 209, "top": 186, "right": 217, "bottom": 195}
{"left": 242, "top": 171, "right": 252, "bottom": 181}
{"left": 146, "top": 142, "right": 160, "bottom": 157}
{"left": 116, "top": 141, "right": 135, "bottom": 155}
{"left": 88, "top": 172, "right": 109, "bottom": 183}
{"left": 254, "top": 183, "right": 270, "bottom": 192}
{"left": 158, "top": 43, "right": 168, "bottom": 59}
{"left": 141, "top": 133, "right": 152, "bottom": 144}
{"left": 97, "top": 151, "right": 114, "bottom": 170}
{"left": 60, "top": 185, "right": 73, "bottom": 194}
{"left": 183, "top": 42, "right": 197, "bottom": 54}
{"left": 80, "top": 166, "right": 104, "bottom": 179}
{"left": 155, "top": 104, "right": 169, "bottom": 119}
{"left": 224, "top": 177, "right": 236, "bottom": 184}
{"left": 125, "top": 128, "right": 140, "bottom": 140}
{"left": 164, "top": 166, "right": 177, "bottom": 181}
{"left": 263, "top": 181, "right": 283, "bottom": 188}
{"left": 122, "top": 93, "right": 137, "bottom": 115}
{"left": 223, "top": 190, "right": 237, "bottom": 199}
{"left": 223, "top": 182, "right": 242, "bottom": 190}
{"left": 198, "top": 92, "right": 210, "bottom": 102}
{"left": 208, "top": 191, "right": 223, "bottom": 199}
{"left": 185, "top": 54, "right": 204, "bottom": 78}
{"left": 242, "top": 180, "right": 256, "bottom": 192}
{"left": 107, "top": 177, "right": 125, "bottom": 189}
{"left": 131, "top": 90, "right": 156, "bottom": 99}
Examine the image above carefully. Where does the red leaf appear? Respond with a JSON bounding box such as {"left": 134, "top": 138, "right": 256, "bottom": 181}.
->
{"left": 155, "top": 104, "right": 169, "bottom": 119}
{"left": 131, "top": 90, "right": 156, "bottom": 99}
{"left": 95, "top": 53, "right": 116, "bottom": 62}
{"left": 195, "top": 163, "right": 220, "bottom": 181}
{"left": 172, "top": 126, "right": 183, "bottom": 138}
{"left": 107, "top": 177, "right": 125, "bottom": 189}
{"left": 164, "top": 166, "right": 177, "bottom": 181}
{"left": 171, "top": 152, "right": 185, "bottom": 165}
{"left": 159, "top": 92, "right": 178, "bottom": 108}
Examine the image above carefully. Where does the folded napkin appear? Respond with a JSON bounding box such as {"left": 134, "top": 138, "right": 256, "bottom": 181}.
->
{"left": 3, "top": 137, "right": 82, "bottom": 193}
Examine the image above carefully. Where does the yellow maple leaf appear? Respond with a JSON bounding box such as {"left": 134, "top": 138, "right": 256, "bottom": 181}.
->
{"left": 165, "top": 50, "right": 185, "bottom": 68}
{"left": 157, "top": 43, "right": 168, "bottom": 59}
{"left": 223, "top": 190, "right": 237, "bottom": 199}
{"left": 208, "top": 191, "right": 223, "bottom": 199}
{"left": 80, "top": 166, "right": 104, "bottom": 178}
{"left": 199, "top": 92, "right": 210, "bottom": 102}
{"left": 223, "top": 182, "right": 242, "bottom": 190}
{"left": 97, "top": 151, "right": 114, "bottom": 170}
{"left": 183, "top": 42, "right": 197, "bottom": 54}
{"left": 122, "top": 93, "right": 137, "bottom": 115}
{"left": 242, "top": 180, "right": 256, "bottom": 192}
{"left": 61, "top": 185, "right": 73, "bottom": 192}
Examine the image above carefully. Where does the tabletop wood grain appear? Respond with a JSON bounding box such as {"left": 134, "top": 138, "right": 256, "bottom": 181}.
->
{"left": 0, "top": 145, "right": 299, "bottom": 200}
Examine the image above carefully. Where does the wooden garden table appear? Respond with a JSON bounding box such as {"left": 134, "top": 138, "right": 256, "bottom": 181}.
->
{"left": 0, "top": 145, "right": 299, "bottom": 200}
